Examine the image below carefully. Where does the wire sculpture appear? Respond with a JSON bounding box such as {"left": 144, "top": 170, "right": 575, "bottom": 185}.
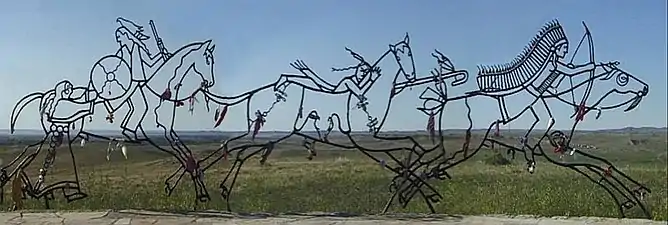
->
{"left": 3, "top": 18, "right": 652, "bottom": 219}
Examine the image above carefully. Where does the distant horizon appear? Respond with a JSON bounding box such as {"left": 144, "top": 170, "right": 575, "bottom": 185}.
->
{"left": 2, "top": 126, "right": 666, "bottom": 134}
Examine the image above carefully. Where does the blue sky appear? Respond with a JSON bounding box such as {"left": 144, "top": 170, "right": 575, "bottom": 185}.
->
{"left": 0, "top": 0, "right": 666, "bottom": 132}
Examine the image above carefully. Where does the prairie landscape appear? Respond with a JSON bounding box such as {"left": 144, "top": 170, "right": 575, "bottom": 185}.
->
{"left": 0, "top": 129, "right": 665, "bottom": 220}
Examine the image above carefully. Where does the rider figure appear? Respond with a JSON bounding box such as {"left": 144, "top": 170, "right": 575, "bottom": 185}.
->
{"left": 479, "top": 21, "right": 614, "bottom": 172}
{"left": 103, "top": 18, "right": 172, "bottom": 141}
{"left": 331, "top": 48, "right": 381, "bottom": 99}
{"left": 115, "top": 17, "right": 169, "bottom": 82}
{"left": 275, "top": 47, "right": 380, "bottom": 102}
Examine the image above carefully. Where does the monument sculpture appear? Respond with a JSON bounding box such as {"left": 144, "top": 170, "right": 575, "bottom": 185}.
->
{"left": 3, "top": 18, "right": 652, "bottom": 218}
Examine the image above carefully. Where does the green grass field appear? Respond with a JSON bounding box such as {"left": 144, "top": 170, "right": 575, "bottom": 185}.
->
{"left": 0, "top": 132, "right": 666, "bottom": 220}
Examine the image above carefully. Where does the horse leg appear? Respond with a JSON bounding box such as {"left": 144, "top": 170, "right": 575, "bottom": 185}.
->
{"left": 292, "top": 90, "right": 323, "bottom": 159}
{"left": 541, "top": 150, "right": 650, "bottom": 218}
{"left": 164, "top": 165, "right": 186, "bottom": 196}
{"left": 219, "top": 159, "right": 242, "bottom": 212}
{"left": 0, "top": 138, "right": 46, "bottom": 205}
{"left": 168, "top": 130, "right": 210, "bottom": 202}
{"left": 562, "top": 149, "right": 651, "bottom": 218}
{"left": 0, "top": 137, "right": 47, "bottom": 192}
{"left": 392, "top": 152, "right": 445, "bottom": 213}
{"left": 162, "top": 163, "right": 207, "bottom": 210}
{"left": 218, "top": 147, "right": 252, "bottom": 212}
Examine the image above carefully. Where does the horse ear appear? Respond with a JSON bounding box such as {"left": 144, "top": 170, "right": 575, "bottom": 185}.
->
{"left": 208, "top": 44, "right": 216, "bottom": 53}
{"left": 404, "top": 33, "right": 410, "bottom": 44}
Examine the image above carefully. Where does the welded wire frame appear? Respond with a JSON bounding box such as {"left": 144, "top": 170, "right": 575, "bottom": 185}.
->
{"left": 2, "top": 18, "right": 653, "bottom": 219}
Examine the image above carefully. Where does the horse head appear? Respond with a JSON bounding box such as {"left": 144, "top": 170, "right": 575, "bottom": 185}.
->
{"left": 389, "top": 33, "right": 417, "bottom": 85}
{"left": 556, "top": 62, "right": 649, "bottom": 121}
{"left": 590, "top": 63, "right": 648, "bottom": 113}
{"left": 196, "top": 40, "right": 216, "bottom": 91}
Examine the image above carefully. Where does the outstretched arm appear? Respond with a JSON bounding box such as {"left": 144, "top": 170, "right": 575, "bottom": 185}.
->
{"left": 138, "top": 46, "right": 165, "bottom": 68}
{"left": 555, "top": 60, "right": 595, "bottom": 77}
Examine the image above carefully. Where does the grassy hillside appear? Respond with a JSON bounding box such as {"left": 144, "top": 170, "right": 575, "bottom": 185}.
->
{"left": 0, "top": 131, "right": 665, "bottom": 220}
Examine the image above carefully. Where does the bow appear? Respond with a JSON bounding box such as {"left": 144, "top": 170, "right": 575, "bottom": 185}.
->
{"left": 567, "top": 22, "right": 595, "bottom": 119}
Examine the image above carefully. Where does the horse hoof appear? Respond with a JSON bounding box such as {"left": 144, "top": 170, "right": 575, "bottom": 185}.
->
{"left": 65, "top": 192, "right": 88, "bottom": 202}
{"left": 219, "top": 185, "right": 230, "bottom": 199}
{"left": 197, "top": 194, "right": 211, "bottom": 202}
{"left": 164, "top": 184, "right": 173, "bottom": 195}
{"left": 622, "top": 200, "right": 636, "bottom": 210}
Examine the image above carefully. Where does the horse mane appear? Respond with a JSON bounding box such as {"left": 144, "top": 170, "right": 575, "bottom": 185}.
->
{"left": 477, "top": 20, "right": 564, "bottom": 76}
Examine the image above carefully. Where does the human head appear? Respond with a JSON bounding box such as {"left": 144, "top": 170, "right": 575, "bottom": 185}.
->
{"left": 542, "top": 20, "right": 569, "bottom": 59}
{"left": 115, "top": 27, "right": 149, "bottom": 50}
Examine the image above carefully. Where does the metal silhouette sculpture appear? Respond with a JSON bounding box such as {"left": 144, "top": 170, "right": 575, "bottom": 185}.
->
{"left": 3, "top": 17, "right": 217, "bottom": 207}
{"left": 3, "top": 18, "right": 652, "bottom": 219}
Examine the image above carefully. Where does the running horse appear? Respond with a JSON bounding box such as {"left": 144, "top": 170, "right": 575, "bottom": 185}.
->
{"left": 428, "top": 20, "right": 652, "bottom": 218}
{"left": 90, "top": 39, "right": 218, "bottom": 204}
{"left": 3, "top": 39, "right": 217, "bottom": 207}
{"left": 264, "top": 34, "right": 468, "bottom": 213}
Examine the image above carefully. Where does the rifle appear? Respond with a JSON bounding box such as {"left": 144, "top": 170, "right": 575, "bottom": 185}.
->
{"left": 149, "top": 20, "right": 169, "bottom": 61}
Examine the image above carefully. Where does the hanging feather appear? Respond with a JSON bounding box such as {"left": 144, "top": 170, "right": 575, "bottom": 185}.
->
{"left": 527, "top": 161, "right": 536, "bottom": 174}
{"left": 121, "top": 145, "right": 128, "bottom": 159}
{"left": 106, "top": 141, "right": 113, "bottom": 161}
{"left": 214, "top": 107, "right": 220, "bottom": 121}
{"left": 251, "top": 111, "right": 265, "bottom": 141}
{"left": 11, "top": 169, "right": 24, "bottom": 210}
{"left": 80, "top": 138, "right": 86, "bottom": 147}
{"left": 426, "top": 113, "right": 436, "bottom": 144}
{"left": 188, "top": 95, "right": 198, "bottom": 115}
{"left": 494, "top": 123, "right": 500, "bottom": 137}
{"left": 213, "top": 105, "right": 228, "bottom": 128}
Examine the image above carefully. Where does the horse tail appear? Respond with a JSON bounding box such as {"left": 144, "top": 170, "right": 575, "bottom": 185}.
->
{"left": 10, "top": 92, "right": 44, "bottom": 134}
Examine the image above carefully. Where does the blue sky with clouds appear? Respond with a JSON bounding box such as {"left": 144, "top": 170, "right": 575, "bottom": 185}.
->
{"left": 0, "top": 0, "right": 665, "bottom": 132}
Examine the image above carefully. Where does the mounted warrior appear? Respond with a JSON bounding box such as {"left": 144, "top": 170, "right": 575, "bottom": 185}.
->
{"left": 470, "top": 20, "right": 618, "bottom": 170}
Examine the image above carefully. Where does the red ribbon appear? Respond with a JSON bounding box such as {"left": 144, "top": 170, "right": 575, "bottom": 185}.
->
{"left": 462, "top": 130, "right": 471, "bottom": 152}
{"left": 576, "top": 103, "right": 586, "bottom": 121}
{"left": 185, "top": 155, "right": 197, "bottom": 174}
{"left": 160, "top": 87, "right": 172, "bottom": 102}
{"left": 213, "top": 106, "right": 228, "bottom": 128}
{"left": 554, "top": 146, "right": 564, "bottom": 154}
